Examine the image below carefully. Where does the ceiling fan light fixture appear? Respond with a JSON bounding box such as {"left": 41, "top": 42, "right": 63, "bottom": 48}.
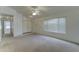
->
{"left": 32, "top": 12, "right": 37, "bottom": 15}
{"left": 30, "top": 6, "right": 40, "bottom": 17}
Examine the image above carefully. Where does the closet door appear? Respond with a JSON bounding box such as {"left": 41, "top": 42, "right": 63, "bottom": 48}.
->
{"left": 22, "top": 19, "right": 32, "bottom": 33}
{"left": 23, "top": 20, "right": 27, "bottom": 33}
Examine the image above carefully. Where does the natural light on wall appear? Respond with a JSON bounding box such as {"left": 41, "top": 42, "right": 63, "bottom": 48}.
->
{"left": 44, "top": 17, "right": 66, "bottom": 33}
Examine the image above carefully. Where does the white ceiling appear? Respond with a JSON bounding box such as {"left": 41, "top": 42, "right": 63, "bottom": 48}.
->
{"left": 10, "top": 6, "right": 79, "bottom": 19}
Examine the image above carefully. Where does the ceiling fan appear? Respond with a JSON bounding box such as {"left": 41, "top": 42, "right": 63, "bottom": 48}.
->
{"left": 31, "top": 6, "right": 40, "bottom": 16}
{"left": 28, "top": 6, "right": 47, "bottom": 18}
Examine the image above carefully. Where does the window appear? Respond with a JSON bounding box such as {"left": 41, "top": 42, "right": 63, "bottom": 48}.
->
{"left": 44, "top": 17, "right": 66, "bottom": 33}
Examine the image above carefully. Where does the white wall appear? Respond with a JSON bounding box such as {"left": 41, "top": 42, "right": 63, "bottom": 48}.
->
{"left": 0, "top": 20, "right": 1, "bottom": 40}
{"left": 0, "top": 6, "right": 31, "bottom": 37}
{"left": 32, "top": 10, "right": 79, "bottom": 43}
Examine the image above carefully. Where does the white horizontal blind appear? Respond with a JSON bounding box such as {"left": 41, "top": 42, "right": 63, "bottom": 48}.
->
{"left": 44, "top": 17, "right": 66, "bottom": 33}
{"left": 58, "top": 18, "right": 66, "bottom": 33}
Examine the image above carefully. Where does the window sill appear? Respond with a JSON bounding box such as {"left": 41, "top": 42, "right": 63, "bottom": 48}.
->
{"left": 44, "top": 30, "right": 66, "bottom": 35}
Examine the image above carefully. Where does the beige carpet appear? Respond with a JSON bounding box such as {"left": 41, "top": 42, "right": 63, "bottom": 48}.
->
{"left": 0, "top": 34, "right": 79, "bottom": 52}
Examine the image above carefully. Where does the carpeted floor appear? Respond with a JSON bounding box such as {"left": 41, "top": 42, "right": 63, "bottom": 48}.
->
{"left": 0, "top": 34, "right": 79, "bottom": 52}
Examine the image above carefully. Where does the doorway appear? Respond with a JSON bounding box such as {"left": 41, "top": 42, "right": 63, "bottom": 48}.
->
{"left": 0, "top": 14, "right": 13, "bottom": 39}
